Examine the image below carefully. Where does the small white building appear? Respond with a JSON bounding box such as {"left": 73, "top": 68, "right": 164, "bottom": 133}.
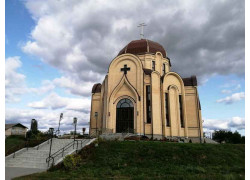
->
{"left": 5, "top": 123, "right": 28, "bottom": 137}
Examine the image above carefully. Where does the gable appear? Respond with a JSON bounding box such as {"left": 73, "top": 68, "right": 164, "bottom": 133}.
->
{"left": 5, "top": 123, "right": 28, "bottom": 130}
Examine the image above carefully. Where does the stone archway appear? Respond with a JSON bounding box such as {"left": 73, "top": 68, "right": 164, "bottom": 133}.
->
{"left": 116, "top": 98, "right": 134, "bottom": 133}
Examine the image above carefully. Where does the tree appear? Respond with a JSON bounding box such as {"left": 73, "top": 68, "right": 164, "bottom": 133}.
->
{"left": 241, "top": 136, "right": 245, "bottom": 144}
{"left": 230, "top": 131, "right": 241, "bottom": 144}
{"left": 213, "top": 130, "right": 244, "bottom": 144}
{"left": 30, "top": 119, "right": 38, "bottom": 134}
{"left": 212, "top": 130, "right": 227, "bottom": 143}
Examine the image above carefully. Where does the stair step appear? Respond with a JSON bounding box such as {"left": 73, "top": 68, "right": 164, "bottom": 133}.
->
{"left": 6, "top": 138, "right": 94, "bottom": 169}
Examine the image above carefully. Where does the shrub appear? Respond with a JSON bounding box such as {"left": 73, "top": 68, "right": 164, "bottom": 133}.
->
{"left": 63, "top": 154, "right": 82, "bottom": 170}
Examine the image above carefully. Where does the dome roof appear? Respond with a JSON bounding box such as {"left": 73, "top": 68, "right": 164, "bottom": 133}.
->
{"left": 117, "top": 39, "right": 166, "bottom": 58}
{"left": 92, "top": 83, "right": 101, "bottom": 93}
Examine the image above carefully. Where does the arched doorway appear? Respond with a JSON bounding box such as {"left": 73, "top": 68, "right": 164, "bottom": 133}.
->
{"left": 116, "top": 98, "right": 134, "bottom": 133}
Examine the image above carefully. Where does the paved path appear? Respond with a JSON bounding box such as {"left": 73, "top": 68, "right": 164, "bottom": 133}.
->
{"left": 5, "top": 167, "right": 45, "bottom": 180}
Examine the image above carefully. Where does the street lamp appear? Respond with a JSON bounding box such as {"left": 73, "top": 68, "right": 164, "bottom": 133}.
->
{"left": 57, "top": 113, "right": 63, "bottom": 136}
{"left": 48, "top": 127, "right": 54, "bottom": 160}
{"left": 82, "top": 128, "right": 86, "bottom": 135}
{"left": 73, "top": 117, "right": 77, "bottom": 142}
{"left": 95, "top": 112, "right": 98, "bottom": 137}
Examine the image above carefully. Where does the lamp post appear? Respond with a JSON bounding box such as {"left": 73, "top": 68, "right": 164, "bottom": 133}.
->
{"left": 57, "top": 113, "right": 63, "bottom": 136}
{"left": 73, "top": 117, "right": 77, "bottom": 142}
{"left": 82, "top": 128, "right": 86, "bottom": 135}
{"left": 95, "top": 112, "right": 98, "bottom": 137}
{"left": 48, "top": 127, "right": 54, "bottom": 160}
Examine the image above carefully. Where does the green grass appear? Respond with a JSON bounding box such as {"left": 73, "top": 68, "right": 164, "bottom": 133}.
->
{"left": 15, "top": 141, "right": 245, "bottom": 180}
{"left": 5, "top": 135, "right": 27, "bottom": 155}
{"left": 5, "top": 135, "right": 50, "bottom": 156}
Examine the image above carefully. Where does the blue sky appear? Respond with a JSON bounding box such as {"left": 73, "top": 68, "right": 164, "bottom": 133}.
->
{"left": 6, "top": 0, "right": 60, "bottom": 88}
{"left": 5, "top": 0, "right": 245, "bottom": 135}
{"left": 199, "top": 75, "right": 245, "bottom": 119}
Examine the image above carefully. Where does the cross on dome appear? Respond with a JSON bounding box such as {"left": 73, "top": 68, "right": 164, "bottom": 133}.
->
{"left": 137, "top": 23, "right": 147, "bottom": 39}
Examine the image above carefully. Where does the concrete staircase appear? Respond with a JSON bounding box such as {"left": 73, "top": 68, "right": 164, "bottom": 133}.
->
{"left": 5, "top": 138, "right": 95, "bottom": 169}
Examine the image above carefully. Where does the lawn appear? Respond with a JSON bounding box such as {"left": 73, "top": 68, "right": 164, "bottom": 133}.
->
{"left": 5, "top": 135, "right": 27, "bottom": 156}
{"left": 15, "top": 140, "right": 245, "bottom": 180}
{"left": 5, "top": 135, "right": 50, "bottom": 156}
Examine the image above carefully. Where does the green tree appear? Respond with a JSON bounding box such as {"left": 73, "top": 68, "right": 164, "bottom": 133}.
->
{"left": 230, "top": 131, "right": 241, "bottom": 144}
{"left": 30, "top": 119, "right": 38, "bottom": 134}
{"left": 241, "top": 136, "right": 245, "bottom": 144}
{"left": 213, "top": 130, "right": 244, "bottom": 144}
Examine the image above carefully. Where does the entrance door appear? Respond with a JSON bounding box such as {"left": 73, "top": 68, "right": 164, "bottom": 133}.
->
{"left": 116, "top": 98, "right": 134, "bottom": 133}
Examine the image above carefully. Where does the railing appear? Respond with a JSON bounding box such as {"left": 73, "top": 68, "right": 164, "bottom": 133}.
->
{"left": 6, "top": 138, "right": 50, "bottom": 157}
{"left": 45, "top": 139, "right": 86, "bottom": 168}
{"left": 6, "top": 141, "right": 28, "bottom": 158}
{"left": 36, "top": 138, "right": 51, "bottom": 150}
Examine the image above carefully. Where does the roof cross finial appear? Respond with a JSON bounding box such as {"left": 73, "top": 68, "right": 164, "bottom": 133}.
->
{"left": 137, "top": 23, "right": 147, "bottom": 39}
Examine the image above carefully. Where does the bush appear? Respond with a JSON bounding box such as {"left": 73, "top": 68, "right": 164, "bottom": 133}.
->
{"left": 63, "top": 154, "right": 82, "bottom": 170}
{"left": 26, "top": 130, "right": 50, "bottom": 140}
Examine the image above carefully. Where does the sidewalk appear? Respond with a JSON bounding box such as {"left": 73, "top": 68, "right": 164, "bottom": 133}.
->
{"left": 5, "top": 167, "right": 45, "bottom": 180}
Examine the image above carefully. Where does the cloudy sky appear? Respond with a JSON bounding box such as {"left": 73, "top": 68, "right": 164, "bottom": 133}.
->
{"left": 5, "top": 0, "right": 245, "bottom": 135}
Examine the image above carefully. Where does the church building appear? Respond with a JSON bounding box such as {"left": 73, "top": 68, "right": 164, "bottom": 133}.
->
{"left": 89, "top": 39, "right": 203, "bottom": 140}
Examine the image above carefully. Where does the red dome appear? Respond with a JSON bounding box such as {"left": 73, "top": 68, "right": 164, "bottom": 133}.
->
{"left": 117, "top": 39, "right": 166, "bottom": 58}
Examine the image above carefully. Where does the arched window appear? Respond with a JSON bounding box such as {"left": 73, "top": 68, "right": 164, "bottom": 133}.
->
{"left": 117, "top": 98, "right": 134, "bottom": 108}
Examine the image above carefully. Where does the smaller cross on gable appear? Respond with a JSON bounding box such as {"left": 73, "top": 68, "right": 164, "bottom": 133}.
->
{"left": 121, "top": 64, "right": 130, "bottom": 75}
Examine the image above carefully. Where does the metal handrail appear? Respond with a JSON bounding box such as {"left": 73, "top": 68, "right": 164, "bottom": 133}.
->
{"left": 6, "top": 138, "right": 50, "bottom": 157}
{"left": 46, "top": 139, "right": 85, "bottom": 167}
{"left": 6, "top": 141, "right": 28, "bottom": 158}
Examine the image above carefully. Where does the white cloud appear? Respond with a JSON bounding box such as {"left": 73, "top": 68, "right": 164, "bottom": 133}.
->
{"left": 221, "top": 83, "right": 241, "bottom": 94}
{"left": 5, "top": 57, "right": 27, "bottom": 102}
{"left": 28, "top": 92, "right": 91, "bottom": 112}
{"left": 5, "top": 56, "right": 58, "bottom": 103}
{"left": 29, "top": 80, "right": 55, "bottom": 95}
{"left": 22, "top": 0, "right": 244, "bottom": 84}
{"left": 203, "top": 116, "right": 245, "bottom": 131}
{"left": 216, "top": 92, "right": 244, "bottom": 104}
{"left": 203, "top": 119, "right": 229, "bottom": 130}
{"left": 229, "top": 116, "right": 245, "bottom": 130}
{"left": 5, "top": 108, "right": 90, "bottom": 133}
{"left": 53, "top": 76, "right": 95, "bottom": 97}
{"left": 234, "top": 84, "right": 241, "bottom": 90}
{"left": 221, "top": 89, "right": 232, "bottom": 94}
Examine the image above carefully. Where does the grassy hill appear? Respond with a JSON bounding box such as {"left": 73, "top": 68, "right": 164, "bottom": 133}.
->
{"left": 5, "top": 136, "right": 27, "bottom": 156}
{"left": 5, "top": 135, "right": 50, "bottom": 156}
{"left": 15, "top": 140, "right": 245, "bottom": 180}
